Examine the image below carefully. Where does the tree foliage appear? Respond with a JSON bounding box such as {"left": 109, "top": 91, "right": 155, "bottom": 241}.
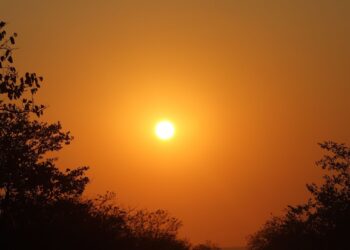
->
{"left": 248, "top": 141, "right": 350, "bottom": 250}
{"left": 192, "top": 241, "right": 221, "bottom": 250}
{"left": 0, "top": 19, "right": 89, "bottom": 212}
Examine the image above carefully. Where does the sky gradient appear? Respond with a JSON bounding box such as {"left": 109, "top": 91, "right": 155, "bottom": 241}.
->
{"left": 1, "top": 0, "right": 350, "bottom": 246}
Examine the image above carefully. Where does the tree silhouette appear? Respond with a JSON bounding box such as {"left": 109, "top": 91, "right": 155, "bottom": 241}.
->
{"left": 0, "top": 21, "right": 194, "bottom": 250}
{"left": 126, "top": 208, "right": 190, "bottom": 250}
{"left": 0, "top": 20, "right": 89, "bottom": 204}
{"left": 0, "top": 20, "right": 95, "bottom": 249}
{"left": 248, "top": 141, "right": 350, "bottom": 250}
{"left": 192, "top": 241, "right": 221, "bottom": 250}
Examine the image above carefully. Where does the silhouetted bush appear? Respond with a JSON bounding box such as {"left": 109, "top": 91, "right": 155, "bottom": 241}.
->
{"left": 192, "top": 241, "right": 221, "bottom": 250}
{"left": 248, "top": 141, "right": 350, "bottom": 250}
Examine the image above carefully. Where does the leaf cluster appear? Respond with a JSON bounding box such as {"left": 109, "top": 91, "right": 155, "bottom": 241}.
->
{"left": 0, "top": 21, "right": 44, "bottom": 117}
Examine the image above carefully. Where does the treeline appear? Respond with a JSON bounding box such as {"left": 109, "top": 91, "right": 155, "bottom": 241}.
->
{"left": 2, "top": 191, "right": 191, "bottom": 249}
{"left": 0, "top": 21, "right": 220, "bottom": 250}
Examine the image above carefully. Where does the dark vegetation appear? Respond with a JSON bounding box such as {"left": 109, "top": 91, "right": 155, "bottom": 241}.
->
{"left": 192, "top": 242, "right": 221, "bottom": 250}
{"left": 248, "top": 142, "right": 350, "bottom": 250}
{"left": 1, "top": 21, "right": 349, "bottom": 250}
{"left": 0, "top": 22, "right": 220, "bottom": 250}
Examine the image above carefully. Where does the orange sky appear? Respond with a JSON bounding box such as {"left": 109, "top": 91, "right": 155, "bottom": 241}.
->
{"left": 1, "top": 0, "right": 350, "bottom": 246}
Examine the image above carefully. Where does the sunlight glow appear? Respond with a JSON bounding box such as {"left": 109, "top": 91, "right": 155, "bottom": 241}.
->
{"left": 155, "top": 121, "right": 175, "bottom": 140}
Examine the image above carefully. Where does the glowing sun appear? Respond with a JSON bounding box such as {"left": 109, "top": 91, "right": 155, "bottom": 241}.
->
{"left": 155, "top": 120, "right": 175, "bottom": 140}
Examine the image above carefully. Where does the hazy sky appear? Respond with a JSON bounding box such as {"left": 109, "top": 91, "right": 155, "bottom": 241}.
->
{"left": 1, "top": 0, "right": 350, "bottom": 246}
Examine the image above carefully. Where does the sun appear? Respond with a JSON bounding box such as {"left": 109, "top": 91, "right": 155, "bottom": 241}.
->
{"left": 155, "top": 120, "right": 175, "bottom": 140}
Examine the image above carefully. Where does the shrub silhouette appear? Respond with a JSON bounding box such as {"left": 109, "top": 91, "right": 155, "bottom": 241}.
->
{"left": 192, "top": 241, "right": 221, "bottom": 250}
{"left": 0, "top": 21, "right": 191, "bottom": 250}
{"left": 248, "top": 141, "right": 350, "bottom": 250}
